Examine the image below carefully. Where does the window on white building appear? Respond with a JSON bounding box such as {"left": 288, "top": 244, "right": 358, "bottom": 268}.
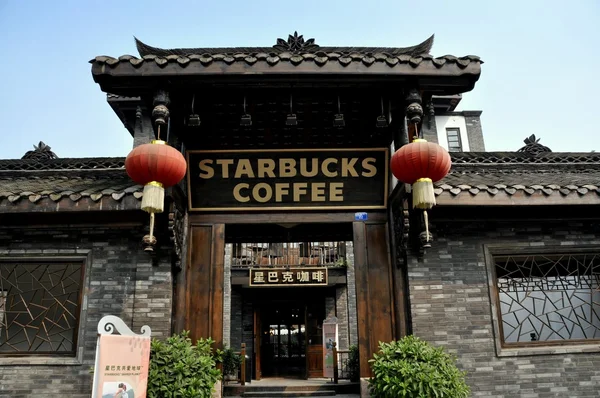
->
{"left": 446, "top": 128, "right": 462, "bottom": 152}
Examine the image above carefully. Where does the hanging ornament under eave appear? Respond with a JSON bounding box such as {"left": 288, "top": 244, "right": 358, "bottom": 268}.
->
{"left": 390, "top": 138, "right": 452, "bottom": 210}
{"left": 125, "top": 138, "right": 187, "bottom": 251}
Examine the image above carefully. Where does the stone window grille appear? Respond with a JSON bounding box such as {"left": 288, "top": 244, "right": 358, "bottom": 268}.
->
{"left": 492, "top": 252, "right": 600, "bottom": 347}
{"left": 446, "top": 128, "right": 462, "bottom": 152}
{"left": 0, "top": 259, "right": 85, "bottom": 356}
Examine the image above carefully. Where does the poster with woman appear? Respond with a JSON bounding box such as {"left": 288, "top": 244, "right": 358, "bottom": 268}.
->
{"left": 92, "top": 316, "right": 151, "bottom": 398}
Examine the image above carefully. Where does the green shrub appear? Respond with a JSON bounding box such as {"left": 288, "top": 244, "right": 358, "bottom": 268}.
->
{"left": 346, "top": 344, "right": 360, "bottom": 382}
{"left": 369, "top": 335, "right": 469, "bottom": 398}
{"left": 221, "top": 346, "right": 242, "bottom": 379}
{"left": 147, "top": 331, "right": 221, "bottom": 398}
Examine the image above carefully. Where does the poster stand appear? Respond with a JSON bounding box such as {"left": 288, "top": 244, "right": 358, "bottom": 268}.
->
{"left": 91, "top": 315, "right": 152, "bottom": 398}
{"left": 322, "top": 316, "right": 339, "bottom": 379}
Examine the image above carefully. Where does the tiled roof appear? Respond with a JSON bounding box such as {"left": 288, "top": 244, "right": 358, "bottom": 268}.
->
{"left": 0, "top": 157, "right": 141, "bottom": 211}
{"left": 435, "top": 152, "right": 600, "bottom": 204}
{"left": 91, "top": 53, "right": 481, "bottom": 71}
{"left": 91, "top": 34, "right": 482, "bottom": 100}
{"left": 0, "top": 173, "right": 141, "bottom": 204}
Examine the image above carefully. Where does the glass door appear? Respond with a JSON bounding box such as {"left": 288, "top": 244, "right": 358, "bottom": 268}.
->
{"left": 260, "top": 302, "right": 306, "bottom": 378}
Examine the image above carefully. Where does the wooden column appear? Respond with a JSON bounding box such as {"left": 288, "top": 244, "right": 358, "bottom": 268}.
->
{"left": 181, "top": 223, "right": 225, "bottom": 349}
{"left": 353, "top": 221, "right": 395, "bottom": 378}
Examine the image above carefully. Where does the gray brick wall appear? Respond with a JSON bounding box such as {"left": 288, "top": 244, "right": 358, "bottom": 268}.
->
{"left": 223, "top": 244, "right": 233, "bottom": 348}
{"left": 0, "top": 225, "right": 172, "bottom": 398}
{"left": 325, "top": 295, "right": 336, "bottom": 318}
{"left": 422, "top": 108, "right": 439, "bottom": 144}
{"left": 346, "top": 241, "right": 358, "bottom": 346}
{"left": 230, "top": 286, "right": 243, "bottom": 350}
{"left": 463, "top": 110, "right": 485, "bottom": 151}
{"left": 408, "top": 219, "right": 600, "bottom": 397}
{"left": 335, "top": 286, "right": 350, "bottom": 350}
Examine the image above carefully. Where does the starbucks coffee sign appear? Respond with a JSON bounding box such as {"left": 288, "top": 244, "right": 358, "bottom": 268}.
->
{"left": 186, "top": 148, "right": 388, "bottom": 211}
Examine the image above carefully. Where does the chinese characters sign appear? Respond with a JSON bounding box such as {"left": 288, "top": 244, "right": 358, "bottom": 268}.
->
{"left": 92, "top": 334, "right": 151, "bottom": 398}
{"left": 249, "top": 268, "right": 328, "bottom": 287}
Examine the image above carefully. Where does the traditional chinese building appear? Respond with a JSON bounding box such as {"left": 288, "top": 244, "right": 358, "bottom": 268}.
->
{"left": 0, "top": 33, "right": 599, "bottom": 398}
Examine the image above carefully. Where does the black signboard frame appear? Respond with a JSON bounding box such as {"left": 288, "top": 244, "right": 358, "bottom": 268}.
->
{"left": 186, "top": 148, "right": 389, "bottom": 211}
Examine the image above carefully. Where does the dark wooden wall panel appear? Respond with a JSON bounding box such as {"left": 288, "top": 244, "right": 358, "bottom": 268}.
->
{"left": 183, "top": 224, "right": 225, "bottom": 350}
{"left": 210, "top": 224, "right": 225, "bottom": 348}
{"left": 352, "top": 222, "right": 370, "bottom": 377}
{"left": 353, "top": 221, "right": 396, "bottom": 378}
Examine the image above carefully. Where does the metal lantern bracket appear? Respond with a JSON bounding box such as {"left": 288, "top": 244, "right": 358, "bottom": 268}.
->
{"left": 286, "top": 93, "right": 298, "bottom": 126}
{"left": 240, "top": 96, "right": 252, "bottom": 127}
{"left": 333, "top": 95, "right": 345, "bottom": 128}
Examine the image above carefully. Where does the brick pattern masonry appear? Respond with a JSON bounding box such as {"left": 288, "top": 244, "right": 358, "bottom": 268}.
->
{"left": 409, "top": 220, "right": 600, "bottom": 398}
{"left": 0, "top": 226, "right": 172, "bottom": 398}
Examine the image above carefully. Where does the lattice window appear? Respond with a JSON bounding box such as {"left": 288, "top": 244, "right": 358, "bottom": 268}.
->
{"left": 493, "top": 253, "right": 600, "bottom": 346}
{"left": 0, "top": 260, "right": 84, "bottom": 356}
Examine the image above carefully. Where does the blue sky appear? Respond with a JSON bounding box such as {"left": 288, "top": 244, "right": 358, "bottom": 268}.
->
{"left": 0, "top": 0, "right": 598, "bottom": 159}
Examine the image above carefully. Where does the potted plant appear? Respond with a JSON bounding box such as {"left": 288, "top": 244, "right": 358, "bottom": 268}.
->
{"left": 346, "top": 344, "right": 360, "bottom": 382}
{"left": 221, "top": 346, "right": 242, "bottom": 383}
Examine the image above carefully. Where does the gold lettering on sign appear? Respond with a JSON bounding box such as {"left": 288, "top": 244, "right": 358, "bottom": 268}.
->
{"left": 233, "top": 183, "right": 250, "bottom": 202}
{"left": 361, "top": 157, "right": 377, "bottom": 177}
{"left": 253, "top": 183, "right": 272, "bottom": 203}
{"left": 234, "top": 159, "right": 255, "bottom": 178}
{"left": 330, "top": 182, "right": 344, "bottom": 201}
{"left": 321, "top": 158, "right": 338, "bottom": 177}
{"left": 279, "top": 159, "right": 297, "bottom": 177}
{"left": 293, "top": 183, "right": 308, "bottom": 202}
{"left": 311, "top": 182, "right": 326, "bottom": 202}
{"left": 257, "top": 159, "right": 276, "bottom": 178}
{"left": 199, "top": 159, "right": 214, "bottom": 178}
{"left": 297, "top": 271, "right": 310, "bottom": 282}
{"left": 312, "top": 271, "right": 325, "bottom": 282}
{"left": 275, "top": 183, "right": 290, "bottom": 202}
{"left": 341, "top": 158, "right": 359, "bottom": 177}
{"left": 253, "top": 272, "right": 265, "bottom": 283}
{"left": 216, "top": 159, "right": 234, "bottom": 178}
{"left": 282, "top": 272, "right": 294, "bottom": 282}
{"left": 300, "top": 158, "right": 319, "bottom": 177}
{"left": 268, "top": 272, "right": 278, "bottom": 283}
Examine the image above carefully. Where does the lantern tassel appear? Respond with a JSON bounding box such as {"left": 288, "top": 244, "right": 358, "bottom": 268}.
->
{"left": 412, "top": 178, "right": 436, "bottom": 209}
{"left": 141, "top": 181, "right": 165, "bottom": 213}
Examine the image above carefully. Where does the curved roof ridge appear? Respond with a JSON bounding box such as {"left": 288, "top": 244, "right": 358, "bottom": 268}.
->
{"left": 134, "top": 33, "right": 435, "bottom": 57}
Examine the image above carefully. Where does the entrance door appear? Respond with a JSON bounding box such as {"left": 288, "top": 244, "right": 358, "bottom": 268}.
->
{"left": 259, "top": 301, "right": 306, "bottom": 378}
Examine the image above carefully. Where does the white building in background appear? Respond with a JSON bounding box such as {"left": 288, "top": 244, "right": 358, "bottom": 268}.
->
{"left": 429, "top": 94, "right": 484, "bottom": 152}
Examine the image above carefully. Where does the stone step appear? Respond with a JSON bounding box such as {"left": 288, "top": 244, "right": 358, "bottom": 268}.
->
{"left": 242, "top": 391, "right": 336, "bottom": 397}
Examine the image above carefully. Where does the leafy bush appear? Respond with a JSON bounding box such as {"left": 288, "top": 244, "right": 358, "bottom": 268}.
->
{"left": 147, "top": 331, "right": 221, "bottom": 398}
{"left": 346, "top": 344, "right": 360, "bottom": 382}
{"left": 369, "top": 335, "right": 469, "bottom": 398}
{"left": 221, "top": 346, "right": 242, "bottom": 379}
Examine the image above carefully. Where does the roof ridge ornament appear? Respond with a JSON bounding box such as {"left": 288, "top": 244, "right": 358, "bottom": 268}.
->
{"left": 273, "top": 31, "right": 319, "bottom": 53}
{"left": 22, "top": 141, "right": 58, "bottom": 161}
{"left": 517, "top": 135, "right": 552, "bottom": 155}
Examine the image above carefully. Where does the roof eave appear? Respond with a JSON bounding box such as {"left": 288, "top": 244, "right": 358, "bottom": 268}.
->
{"left": 0, "top": 195, "right": 142, "bottom": 214}
{"left": 436, "top": 191, "right": 600, "bottom": 206}
{"left": 90, "top": 56, "right": 482, "bottom": 97}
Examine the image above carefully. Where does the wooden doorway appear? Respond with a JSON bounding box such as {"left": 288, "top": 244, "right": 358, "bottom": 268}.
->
{"left": 258, "top": 301, "right": 307, "bottom": 378}
{"left": 252, "top": 290, "right": 326, "bottom": 379}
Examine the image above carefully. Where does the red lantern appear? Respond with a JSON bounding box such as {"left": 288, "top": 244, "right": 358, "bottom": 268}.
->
{"left": 125, "top": 140, "right": 187, "bottom": 246}
{"left": 390, "top": 139, "right": 451, "bottom": 209}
